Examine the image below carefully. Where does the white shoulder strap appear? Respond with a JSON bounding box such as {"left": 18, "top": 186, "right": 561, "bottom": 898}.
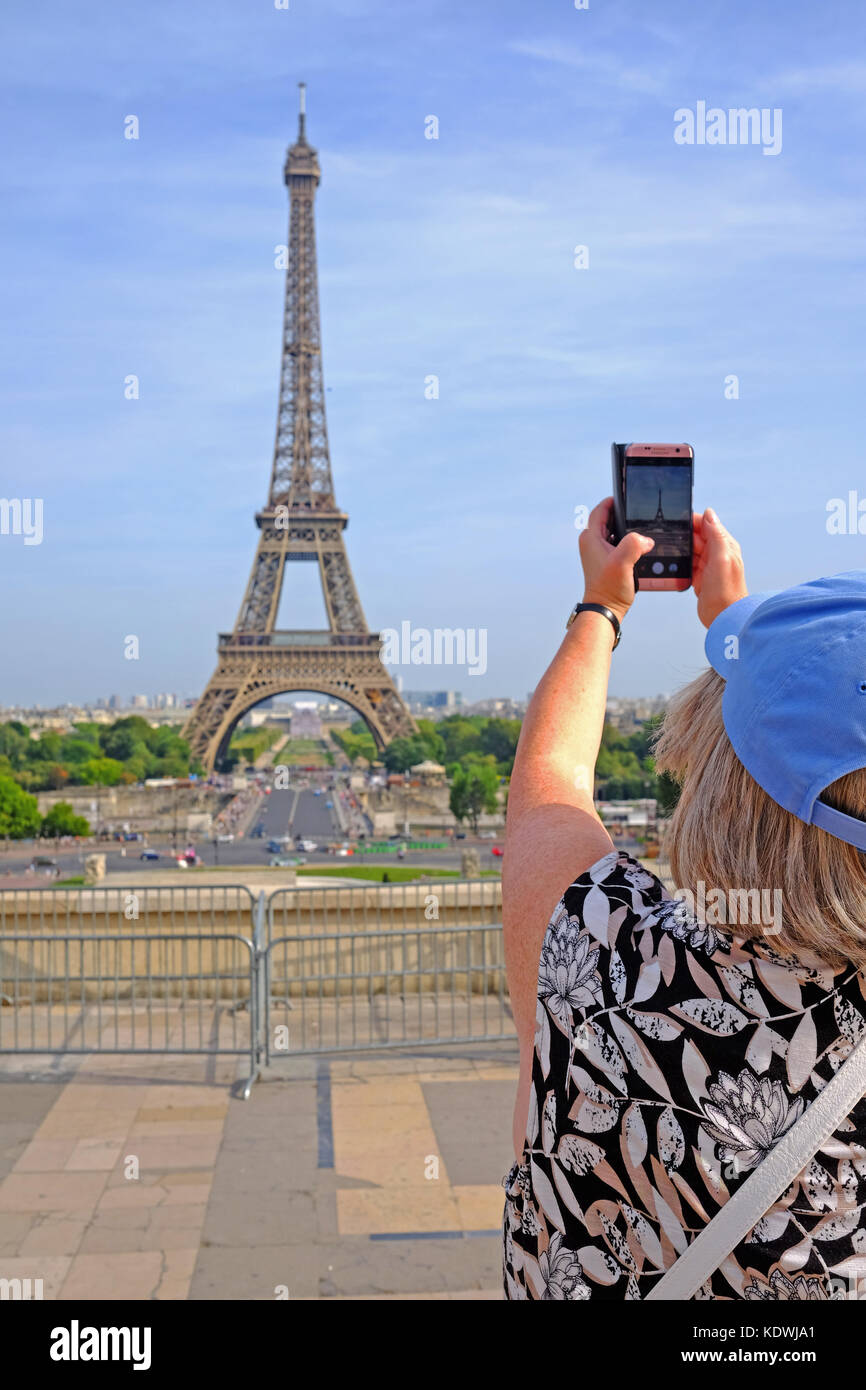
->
{"left": 645, "top": 1029, "right": 866, "bottom": 1300}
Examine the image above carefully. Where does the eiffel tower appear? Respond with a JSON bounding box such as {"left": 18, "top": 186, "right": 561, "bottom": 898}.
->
{"left": 184, "top": 85, "right": 417, "bottom": 770}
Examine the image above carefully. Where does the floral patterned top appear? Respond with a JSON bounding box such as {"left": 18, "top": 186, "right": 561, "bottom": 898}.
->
{"left": 502, "top": 851, "right": 866, "bottom": 1300}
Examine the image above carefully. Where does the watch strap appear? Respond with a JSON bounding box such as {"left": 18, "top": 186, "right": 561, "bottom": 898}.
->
{"left": 566, "top": 602, "right": 621, "bottom": 648}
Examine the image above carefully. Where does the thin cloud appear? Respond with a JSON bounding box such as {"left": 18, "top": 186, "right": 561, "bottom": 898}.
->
{"left": 772, "top": 61, "right": 866, "bottom": 94}
{"left": 507, "top": 39, "right": 668, "bottom": 96}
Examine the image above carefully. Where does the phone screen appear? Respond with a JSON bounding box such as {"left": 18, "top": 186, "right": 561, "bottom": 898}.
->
{"left": 625, "top": 460, "right": 692, "bottom": 576}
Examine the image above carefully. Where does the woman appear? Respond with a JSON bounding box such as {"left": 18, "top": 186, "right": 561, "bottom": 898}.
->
{"left": 501, "top": 499, "right": 866, "bottom": 1300}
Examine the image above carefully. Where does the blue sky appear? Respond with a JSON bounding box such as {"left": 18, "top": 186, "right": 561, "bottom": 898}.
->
{"left": 2, "top": 0, "right": 866, "bottom": 708}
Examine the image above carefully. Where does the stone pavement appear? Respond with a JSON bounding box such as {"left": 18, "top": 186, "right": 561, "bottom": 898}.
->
{"left": 0, "top": 1038, "right": 518, "bottom": 1300}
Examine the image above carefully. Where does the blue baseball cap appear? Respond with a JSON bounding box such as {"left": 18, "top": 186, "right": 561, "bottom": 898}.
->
{"left": 704, "top": 571, "right": 866, "bottom": 851}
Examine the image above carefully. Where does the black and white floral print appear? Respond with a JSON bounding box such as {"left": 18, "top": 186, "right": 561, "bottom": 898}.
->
{"left": 502, "top": 851, "right": 866, "bottom": 1300}
{"left": 701, "top": 1069, "right": 805, "bottom": 1171}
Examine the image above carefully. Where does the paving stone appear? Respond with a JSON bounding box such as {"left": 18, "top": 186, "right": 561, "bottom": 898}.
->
{"left": 1, "top": 1034, "right": 518, "bottom": 1299}
{"left": 18, "top": 1217, "right": 87, "bottom": 1257}
{"left": 190, "top": 1242, "right": 323, "bottom": 1300}
{"left": 0, "top": 1081, "right": 70, "bottom": 1181}
{"left": 201, "top": 1192, "right": 321, "bottom": 1248}
{"left": 59, "top": 1250, "right": 164, "bottom": 1300}
{"left": 421, "top": 1079, "right": 516, "bottom": 1187}
{"left": 0, "top": 1254, "right": 71, "bottom": 1299}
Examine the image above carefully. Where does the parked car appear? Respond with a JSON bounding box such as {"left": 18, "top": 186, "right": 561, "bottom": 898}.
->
{"left": 297, "top": 839, "right": 317, "bottom": 853}
{"left": 216, "top": 833, "right": 234, "bottom": 843}
{"left": 266, "top": 838, "right": 288, "bottom": 853}
{"left": 30, "top": 856, "right": 58, "bottom": 869}
{"left": 455, "top": 832, "right": 467, "bottom": 840}
{"left": 269, "top": 855, "right": 303, "bottom": 868}
{"left": 140, "top": 850, "right": 160, "bottom": 861}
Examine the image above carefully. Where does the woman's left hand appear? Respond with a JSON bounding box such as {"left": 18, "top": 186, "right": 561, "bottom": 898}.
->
{"left": 578, "top": 497, "right": 656, "bottom": 623}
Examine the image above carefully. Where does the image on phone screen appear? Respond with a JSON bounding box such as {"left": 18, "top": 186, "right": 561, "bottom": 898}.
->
{"left": 625, "top": 462, "right": 692, "bottom": 570}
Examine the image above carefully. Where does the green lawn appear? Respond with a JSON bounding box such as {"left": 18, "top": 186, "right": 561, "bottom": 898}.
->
{"left": 295, "top": 865, "right": 500, "bottom": 882}
{"left": 278, "top": 738, "right": 334, "bottom": 767}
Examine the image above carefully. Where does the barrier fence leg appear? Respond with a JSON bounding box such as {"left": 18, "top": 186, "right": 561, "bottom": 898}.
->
{"left": 258, "top": 890, "right": 269, "bottom": 1068}
{"left": 237, "top": 891, "right": 266, "bottom": 1100}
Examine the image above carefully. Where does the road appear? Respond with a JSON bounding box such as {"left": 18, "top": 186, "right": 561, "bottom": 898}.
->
{"left": 0, "top": 768, "right": 507, "bottom": 879}
{"left": 0, "top": 762, "right": 649, "bottom": 882}
{"left": 250, "top": 783, "right": 343, "bottom": 847}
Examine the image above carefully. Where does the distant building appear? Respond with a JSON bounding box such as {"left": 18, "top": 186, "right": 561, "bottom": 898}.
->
{"left": 405, "top": 690, "right": 462, "bottom": 712}
{"left": 605, "top": 695, "right": 669, "bottom": 733}
{"left": 459, "top": 696, "right": 526, "bottom": 719}
{"left": 131, "top": 695, "right": 149, "bottom": 709}
{"left": 290, "top": 703, "right": 322, "bottom": 738}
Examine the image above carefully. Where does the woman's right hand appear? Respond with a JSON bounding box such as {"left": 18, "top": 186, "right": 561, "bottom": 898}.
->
{"left": 692, "top": 508, "right": 748, "bottom": 629}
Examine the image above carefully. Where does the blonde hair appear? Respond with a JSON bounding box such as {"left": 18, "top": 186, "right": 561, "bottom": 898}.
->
{"left": 652, "top": 668, "right": 866, "bottom": 969}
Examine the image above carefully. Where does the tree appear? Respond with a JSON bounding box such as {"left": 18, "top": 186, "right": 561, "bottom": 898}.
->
{"left": 382, "top": 738, "right": 419, "bottom": 773}
{"left": 449, "top": 763, "right": 499, "bottom": 833}
{"left": 41, "top": 802, "right": 91, "bottom": 838}
{"left": 77, "top": 757, "right": 127, "bottom": 786}
{"left": 0, "top": 723, "right": 30, "bottom": 769}
{"left": 331, "top": 726, "right": 376, "bottom": 764}
{"left": 29, "top": 731, "right": 63, "bottom": 763}
{"left": 380, "top": 721, "right": 452, "bottom": 773}
{"left": 414, "top": 719, "right": 446, "bottom": 762}
{"left": 0, "top": 715, "right": 197, "bottom": 793}
{"left": 60, "top": 735, "right": 100, "bottom": 765}
{"left": 99, "top": 726, "right": 140, "bottom": 762}
{"left": 479, "top": 718, "right": 521, "bottom": 768}
{"left": 0, "top": 775, "right": 41, "bottom": 838}
{"left": 438, "top": 717, "right": 484, "bottom": 764}
{"left": 655, "top": 770, "right": 681, "bottom": 815}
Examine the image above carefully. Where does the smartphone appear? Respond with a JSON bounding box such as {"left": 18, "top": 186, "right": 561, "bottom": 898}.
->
{"left": 610, "top": 442, "right": 693, "bottom": 591}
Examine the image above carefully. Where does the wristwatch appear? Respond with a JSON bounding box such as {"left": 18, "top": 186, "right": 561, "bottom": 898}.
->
{"left": 566, "top": 601, "right": 622, "bottom": 648}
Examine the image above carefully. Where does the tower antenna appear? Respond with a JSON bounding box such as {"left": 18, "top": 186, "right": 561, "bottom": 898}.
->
{"left": 298, "top": 81, "right": 306, "bottom": 141}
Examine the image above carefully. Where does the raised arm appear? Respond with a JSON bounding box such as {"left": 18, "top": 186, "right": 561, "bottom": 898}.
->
{"left": 502, "top": 498, "right": 653, "bottom": 1074}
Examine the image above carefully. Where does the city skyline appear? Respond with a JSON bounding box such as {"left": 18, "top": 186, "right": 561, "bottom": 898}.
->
{"left": 3, "top": 1, "right": 866, "bottom": 711}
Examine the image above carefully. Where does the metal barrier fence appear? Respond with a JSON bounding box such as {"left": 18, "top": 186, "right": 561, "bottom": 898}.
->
{"left": 262, "top": 921, "right": 510, "bottom": 1059}
{"left": 265, "top": 877, "right": 502, "bottom": 948}
{"left": 0, "top": 883, "right": 257, "bottom": 935}
{"left": 0, "top": 879, "right": 511, "bottom": 1095}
